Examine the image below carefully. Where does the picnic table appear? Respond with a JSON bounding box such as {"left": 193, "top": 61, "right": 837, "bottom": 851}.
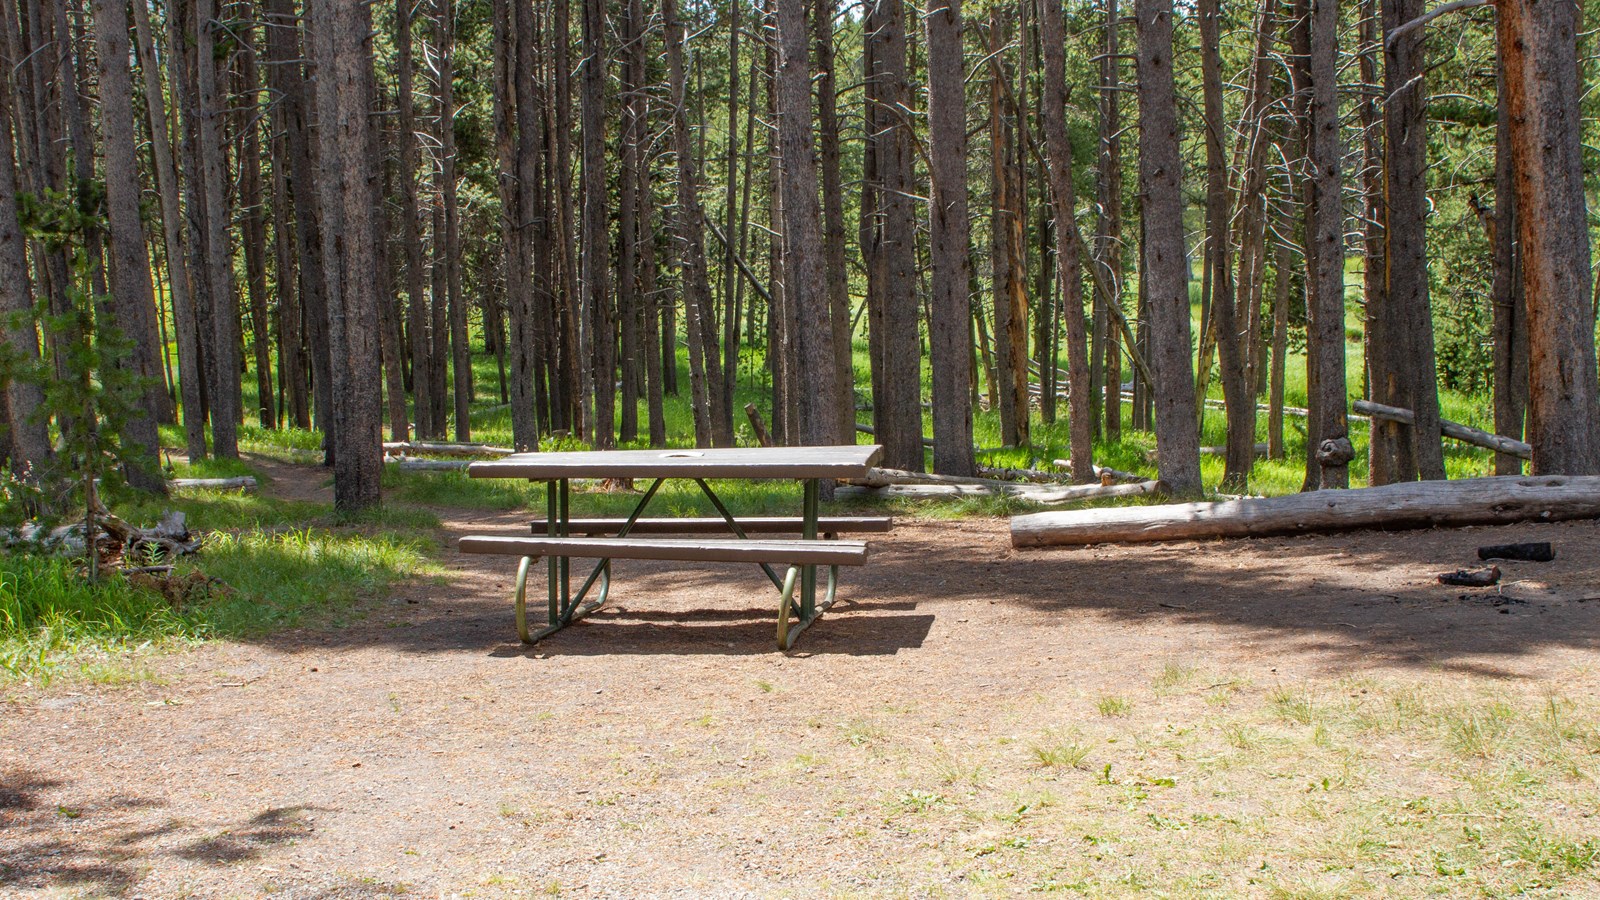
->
{"left": 459, "top": 444, "right": 888, "bottom": 650}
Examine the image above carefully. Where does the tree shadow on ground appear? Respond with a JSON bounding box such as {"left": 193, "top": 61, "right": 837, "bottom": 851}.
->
{"left": 0, "top": 768, "right": 331, "bottom": 897}
{"left": 245, "top": 514, "right": 1600, "bottom": 672}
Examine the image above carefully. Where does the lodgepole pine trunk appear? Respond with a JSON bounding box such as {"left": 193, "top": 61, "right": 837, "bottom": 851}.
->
{"left": 0, "top": 11, "right": 48, "bottom": 471}
{"left": 310, "top": 0, "right": 384, "bottom": 512}
{"left": 816, "top": 0, "right": 854, "bottom": 446}
{"left": 131, "top": 0, "right": 206, "bottom": 457}
{"left": 663, "top": 0, "right": 729, "bottom": 448}
{"left": 396, "top": 0, "right": 435, "bottom": 439}
{"left": 1306, "top": 0, "right": 1349, "bottom": 488}
{"left": 1095, "top": 0, "right": 1124, "bottom": 442}
{"left": 1489, "top": 51, "right": 1528, "bottom": 475}
{"left": 1372, "top": 0, "right": 1444, "bottom": 483}
{"left": 925, "top": 0, "right": 976, "bottom": 476}
{"left": 236, "top": 38, "right": 277, "bottom": 432}
{"left": 1498, "top": 0, "right": 1600, "bottom": 474}
{"left": 437, "top": 0, "right": 472, "bottom": 441}
{"left": 91, "top": 0, "right": 166, "bottom": 493}
{"left": 775, "top": 0, "right": 839, "bottom": 449}
{"left": 580, "top": 0, "right": 614, "bottom": 447}
{"left": 1135, "top": 0, "right": 1201, "bottom": 495}
{"left": 263, "top": 0, "right": 327, "bottom": 440}
{"left": 194, "top": 0, "right": 240, "bottom": 458}
{"left": 1039, "top": 0, "right": 1093, "bottom": 483}
{"left": 872, "top": 0, "right": 925, "bottom": 470}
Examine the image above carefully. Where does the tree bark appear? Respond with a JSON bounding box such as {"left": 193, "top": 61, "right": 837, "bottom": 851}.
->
{"left": 1498, "top": 0, "right": 1600, "bottom": 474}
{"left": 194, "top": 0, "right": 240, "bottom": 458}
{"left": 1134, "top": 0, "right": 1201, "bottom": 495}
{"left": 91, "top": 0, "right": 166, "bottom": 493}
{"left": 580, "top": 0, "right": 613, "bottom": 447}
{"left": 1371, "top": 0, "right": 1445, "bottom": 482}
{"left": 0, "top": 8, "right": 48, "bottom": 472}
{"left": 1306, "top": 0, "right": 1348, "bottom": 488}
{"left": 395, "top": 0, "right": 435, "bottom": 439}
{"left": 311, "top": 0, "right": 384, "bottom": 511}
{"left": 775, "top": 0, "right": 839, "bottom": 449}
{"left": 1039, "top": 0, "right": 1092, "bottom": 483}
{"left": 437, "top": 0, "right": 472, "bottom": 441}
{"left": 663, "top": 0, "right": 730, "bottom": 448}
{"left": 925, "top": 0, "right": 976, "bottom": 476}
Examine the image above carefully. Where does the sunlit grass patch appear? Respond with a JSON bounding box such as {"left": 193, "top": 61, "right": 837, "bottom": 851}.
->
{"left": 187, "top": 528, "right": 438, "bottom": 635}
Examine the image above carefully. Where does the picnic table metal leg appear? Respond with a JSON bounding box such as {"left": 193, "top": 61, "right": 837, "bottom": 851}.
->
{"left": 693, "top": 478, "right": 784, "bottom": 590}
{"left": 801, "top": 479, "right": 819, "bottom": 619}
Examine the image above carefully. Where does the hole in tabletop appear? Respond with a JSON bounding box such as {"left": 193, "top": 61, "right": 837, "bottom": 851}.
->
{"left": 659, "top": 451, "right": 704, "bottom": 458}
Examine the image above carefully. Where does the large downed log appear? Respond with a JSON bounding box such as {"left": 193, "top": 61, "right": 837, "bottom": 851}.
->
{"left": 383, "top": 441, "right": 515, "bottom": 457}
{"left": 1011, "top": 475, "right": 1600, "bottom": 547}
{"left": 171, "top": 476, "right": 258, "bottom": 491}
{"left": 1050, "top": 460, "right": 1145, "bottom": 485}
{"left": 838, "top": 479, "right": 1160, "bottom": 504}
{"left": 1352, "top": 400, "right": 1532, "bottom": 460}
{"left": 385, "top": 457, "right": 472, "bottom": 471}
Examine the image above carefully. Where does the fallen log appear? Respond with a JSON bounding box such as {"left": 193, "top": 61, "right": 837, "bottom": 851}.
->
{"left": 383, "top": 441, "right": 515, "bottom": 457}
{"left": 1352, "top": 399, "right": 1532, "bottom": 460}
{"left": 849, "top": 467, "right": 1021, "bottom": 489}
{"left": 837, "top": 479, "right": 1160, "bottom": 504}
{"left": 1051, "top": 460, "right": 1144, "bottom": 485}
{"left": 171, "top": 476, "right": 258, "bottom": 491}
{"left": 1010, "top": 475, "right": 1600, "bottom": 547}
{"left": 385, "top": 457, "right": 471, "bottom": 471}
{"left": 977, "top": 465, "right": 1073, "bottom": 484}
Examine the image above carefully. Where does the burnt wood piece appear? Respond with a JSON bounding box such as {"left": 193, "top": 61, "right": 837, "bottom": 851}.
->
{"left": 1477, "top": 542, "right": 1554, "bottom": 562}
{"left": 530, "top": 516, "right": 892, "bottom": 535}
{"left": 459, "top": 535, "right": 868, "bottom": 567}
{"left": 467, "top": 444, "right": 883, "bottom": 481}
{"left": 1438, "top": 566, "right": 1501, "bottom": 587}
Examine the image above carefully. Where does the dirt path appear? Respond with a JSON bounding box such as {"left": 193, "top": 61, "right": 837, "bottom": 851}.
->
{"left": 4, "top": 462, "right": 1600, "bottom": 897}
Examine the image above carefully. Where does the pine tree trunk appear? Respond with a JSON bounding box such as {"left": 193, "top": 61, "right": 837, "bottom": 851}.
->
{"left": 194, "top": 0, "right": 239, "bottom": 458}
{"left": 925, "top": 0, "right": 976, "bottom": 476}
{"left": 1039, "top": 0, "right": 1092, "bottom": 483}
{"left": 869, "top": 0, "right": 924, "bottom": 470}
{"left": 1490, "top": 52, "right": 1528, "bottom": 475}
{"left": 310, "top": 0, "right": 384, "bottom": 511}
{"left": 130, "top": 0, "right": 205, "bottom": 455}
{"left": 580, "top": 0, "right": 613, "bottom": 447}
{"left": 1095, "top": 0, "right": 1124, "bottom": 442}
{"left": 236, "top": 37, "right": 277, "bottom": 432}
{"left": 816, "top": 0, "right": 853, "bottom": 445}
{"left": 437, "top": 0, "right": 472, "bottom": 441}
{"left": 0, "top": 10, "right": 49, "bottom": 471}
{"left": 1371, "top": 0, "right": 1445, "bottom": 482}
{"left": 1498, "top": 0, "right": 1600, "bottom": 474}
{"left": 1134, "top": 0, "right": 1201, "bottom": 495}
{"left": 91, "top": 0, "right": 166, "bottom": 493}
{"left": 263, "top": 0, "right": 327, "bottom": 441}
{"left": 1306, "top": 0, "right": 1349, "bottom": 488}
{"left": 664, "top": 0, "right": 727, "bottom": 448}
{"left": 395, "top": 0, "right": 435, "bottom": 439}
{"left": 775, "top": 0, "right": 838, "bottom": 449}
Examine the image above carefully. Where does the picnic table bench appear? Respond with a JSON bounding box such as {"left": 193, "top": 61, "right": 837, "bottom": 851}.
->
{"left": 459, "top": 445, "right": 886, "bottom": 650}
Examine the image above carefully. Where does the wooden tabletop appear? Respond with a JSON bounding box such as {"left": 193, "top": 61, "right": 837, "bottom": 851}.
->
{"left": 467, "top": 444, "right": 884, "bottom": 481}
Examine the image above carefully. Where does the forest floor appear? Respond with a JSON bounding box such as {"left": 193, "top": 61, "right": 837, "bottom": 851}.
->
{"left": 4, "top": 459, "right": 1600, "bottom": 898}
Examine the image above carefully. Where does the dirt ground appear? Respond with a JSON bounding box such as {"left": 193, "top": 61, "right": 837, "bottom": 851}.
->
{"left": 4, "top": 461, "right": 1600, "bottom": 898}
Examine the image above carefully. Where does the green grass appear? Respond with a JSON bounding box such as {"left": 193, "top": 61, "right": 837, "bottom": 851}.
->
{"left": 3, "top": 470, "right": 441, "bottom": 685}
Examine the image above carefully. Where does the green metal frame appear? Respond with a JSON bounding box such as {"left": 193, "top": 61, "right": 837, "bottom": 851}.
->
{"left": 509, "top": 475, "right": 840, "bottom": 650}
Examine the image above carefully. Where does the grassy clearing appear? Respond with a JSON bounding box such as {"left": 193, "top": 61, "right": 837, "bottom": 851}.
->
{"left": 813, "top": 669, "right": 1600, "bottom": 897}
{"left": 2, "top": 467, "right": 442, "bottom": 686}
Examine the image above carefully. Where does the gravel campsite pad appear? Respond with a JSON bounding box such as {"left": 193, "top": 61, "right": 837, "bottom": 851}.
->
{"left": 4, "top": 463, "right": 1600, "bottom": 898}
